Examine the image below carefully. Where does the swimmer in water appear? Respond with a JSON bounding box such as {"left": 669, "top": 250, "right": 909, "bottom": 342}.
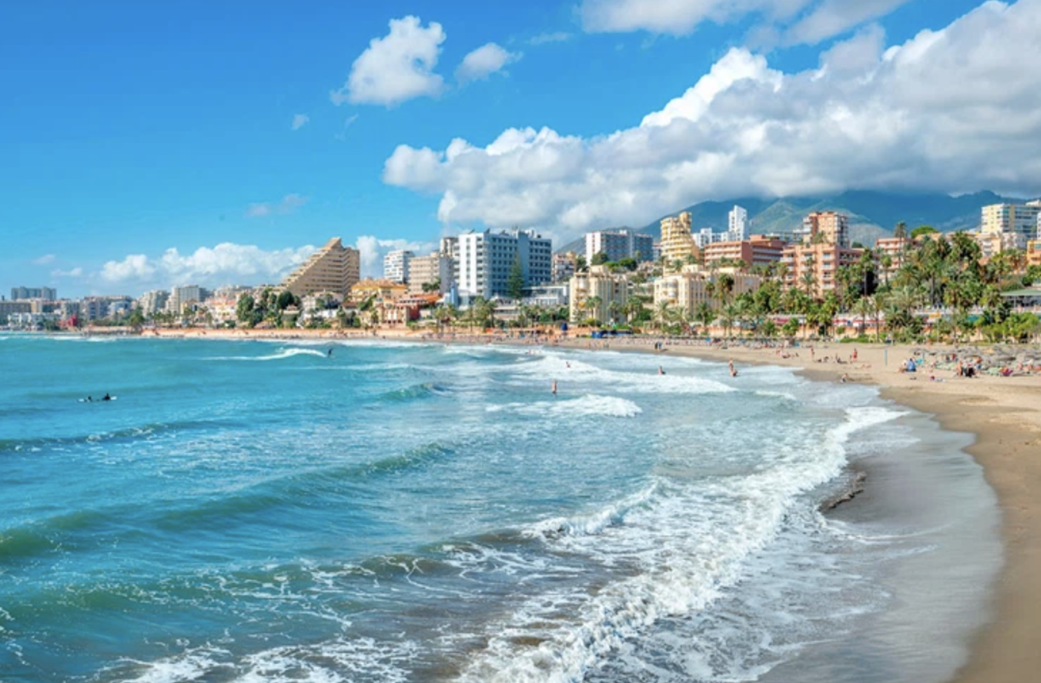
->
{"left": 658, "top": 366, "right": 665, "bottom": 375}
{"left": 552, "top": 380, "right": 558, "bottom": 395}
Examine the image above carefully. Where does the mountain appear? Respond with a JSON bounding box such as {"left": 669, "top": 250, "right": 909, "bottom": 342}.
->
{"left": 554, "top": 190, "right": 1026, "bottom": 254}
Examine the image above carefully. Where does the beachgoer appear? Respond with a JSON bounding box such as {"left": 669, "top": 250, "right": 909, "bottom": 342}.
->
{"left": 102, "top": 393, "right": 111, "bottom": 401}
{"left": 552, "top": 380, "right": 558, "bottom": 395}
{"left": 658, "top": 366, "right": 665, "bottom": 375}
{"left": 840, "top": 373, "right": 849, "bottom": 383}
{"left": 86, "top": 396, "right": 92, "bottom": 402}
{"left": 328, "top": 348, "right": 333, "bottom": 357}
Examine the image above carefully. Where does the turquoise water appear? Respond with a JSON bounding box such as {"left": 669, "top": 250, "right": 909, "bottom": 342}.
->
{"left": 0, "top": 335, "right": 999, "bottom": 682}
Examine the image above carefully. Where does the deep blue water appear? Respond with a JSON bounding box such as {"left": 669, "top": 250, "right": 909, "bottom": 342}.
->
{"left": 0, "top": 335, "right": 1000, "bottom": 682}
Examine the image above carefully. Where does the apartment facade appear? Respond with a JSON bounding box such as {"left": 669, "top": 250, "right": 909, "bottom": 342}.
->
{"left": 781, "top": 243, "right": 863, "bottom": 294}
{"left": 659, "top": 212, "right": 698, "bottom": 272}
{"left": 138, "top": 290, "right": 170, "bottom": 316}
{"left": 407, "top": 252, "right": 453, "bottom": 295}
{"left": 383, "top": 249, "right": 413, "bottom": 284}
{"left": 728, "top": 205, "right": 748, "bottom": 241}
{"left": 874, "top": 237, "right": 913, "bottom": 280}
{"left": 653, "top": 266, "right": 763, "bottom": 318}
{"left": 981, "top": 201, "right": 1041, "bottom": 239}
{"left": 10, "top": 286, "right": 57, "bottom": 301}
{"left": 552, "top": 252, "right": 577, "bottom": 283}
{"left": 281, "top": 237, "right": 361, "bottom": 298}
{"left": 1027, "top": 240, "right": 1041, "bottom": 268}
{"left": 703, "top": 236, "right": 787, "bottom": 267}
{"left": 584, "top": 230, "right": 654, "bottom": 264}
{"left": 350, "top": 278, "right": 408, "bottom": 304}
{"left": 797, "top": 212, "right": 850, "bottom": 248}
{"left": 456, "top": 229, "right": 552, "bottom": 301}
{"left": 568, "top": 265, "right": 629, "bottom": 325}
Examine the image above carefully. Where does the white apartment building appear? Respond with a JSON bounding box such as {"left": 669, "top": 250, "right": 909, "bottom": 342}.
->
{"left": 584, "top": 230, "right": 655, "bottom": 264}
{"left": 728, "top": 205, "right": 748, "bottom": 241}
{"left": 138, "top": 290, "right": 170, "bottom": 316}
{"left": 456, "top": 229, "right": 552, "bottom": 302}
{"left": 167, "top": 285, "right": 205, "bottom": 314}
{"left": 383, "top": 249, "right": 413, "bottom": 284}
{"left": 653, "top": 266, "right": 763, "bottom": 318}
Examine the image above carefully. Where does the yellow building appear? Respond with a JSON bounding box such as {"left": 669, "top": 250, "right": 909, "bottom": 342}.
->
{"left": 653, "top": 266, "right": 763, "bottom": 318}
{"left": 350, "top": 278, "right": 408, "bottom": 305}
{"left": 1027, "top": 240, "right": 1041, "bottom": 268}
{"left": 568, "top": 265, "right": 630, "bottom": 325}
{"left": 281, "top": 237, "right": 360, "bottom": 298}
{"left": 659, "top": 212, "right": 698, "bottom": 273}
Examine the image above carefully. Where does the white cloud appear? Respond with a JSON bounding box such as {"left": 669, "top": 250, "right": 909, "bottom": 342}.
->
{"left": 578, "top": 0, "right": 913, "bottom": 44}
{"left": 32, "top": 254, "right": 56, "bottom": 265}
{"left": 785, "top": 0, "right": 910, "bottom": 45}
{"left": 331, "top": 16, "right": 446, "bottom": 107}
{"left": 291, "top": 113, "right": 310, "bottom": 130}
{"left": 456, "top": 43, "right": 522, "bottom": 83}
{"left": 99, "top": 243, "right": 317, "bottom": 289}
{"left": 383, "top": 0, "right": 1041, "bottom": 243}
{"left": 354, "top": 236, "right": 435, "bottom": 278}
{"left": 51, "top": 267, "right": 83, "bottom": 278}
{"left": 334, "top": 114, "right": 360, "bottom": 141}
{"left": 529, "top": 31, "right": 571, "bottom": 45}
{"left": 245, "top": 193, "right": 308, "bottom": 218}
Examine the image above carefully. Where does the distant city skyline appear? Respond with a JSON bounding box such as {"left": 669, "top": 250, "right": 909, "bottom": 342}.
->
{"left": 3, "top": 0, "right": 1039, "bottom": 298}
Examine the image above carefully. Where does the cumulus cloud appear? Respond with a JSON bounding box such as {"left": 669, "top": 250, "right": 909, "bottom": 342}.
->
{"left": 332, "top": 16, "right": 446, "bottom": 107}
{"left": 99, "top": 243, "right": 317, "bottom": 289}
{"left": 578, "top": 0, "right": 912, "bottom": 44}
{"left": 291, "top": 113, "right": 310, "bottom": 130}
{"left": 245, "top": 193, "right": 308, "bottom": 218}
{"left": 354, "top": 236, "right": 436, "bottom": 278}
{"left": 383, "top": 0, "right": 1041, "bottom": 243}
{"left": 456, "top": 43, "right": 522, "bottom": 83}
{"left": 32, "top": 254, "right": 56, "bottom": 265}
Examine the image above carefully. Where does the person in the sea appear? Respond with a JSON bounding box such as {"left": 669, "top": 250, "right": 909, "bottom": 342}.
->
{"left": 102, "top": 393, "right": 111, "bottom": 401}
{"left": 728, "top": 359, "right": 738, "bottom": 378}
{"left": 658, "top": 365, "right": 665, "bottom": 375}
{"left": 86, "top": 396, "right": 92, "bottom": 402}
{"left": 551, "top": 380, "right": 558, "bottom": 396}
{"left": 328, "top": 348, "right": 333, "bottom": 357}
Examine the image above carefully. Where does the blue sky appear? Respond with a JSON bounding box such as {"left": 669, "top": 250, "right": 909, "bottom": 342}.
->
{"left": 2, "top": 0, "right": 1036, "bottom": 297}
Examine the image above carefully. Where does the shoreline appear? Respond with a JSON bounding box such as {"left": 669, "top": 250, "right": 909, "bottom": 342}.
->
{"left": 50, "top": 328, "right": 1041, "bottom": 680}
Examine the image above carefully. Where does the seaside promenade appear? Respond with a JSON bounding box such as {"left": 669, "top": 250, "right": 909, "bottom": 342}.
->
{"left": 126, "top": 326, "right": 1041, "bottom": 682}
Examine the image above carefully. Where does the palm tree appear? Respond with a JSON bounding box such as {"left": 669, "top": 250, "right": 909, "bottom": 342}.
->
{"left": 624, "top": 296, "right": 644, "bottom": 324}
{"left": 654, "top": 300, "right": 672, "bottom": 332}
{"left": 696, "top": 302, "right": 715, "bottom": 335}
{"left": 852, "top": 296, "right": 873, "bottom": 338}
{"left": 583, "top": 295, "right": 603, "bottom": 326}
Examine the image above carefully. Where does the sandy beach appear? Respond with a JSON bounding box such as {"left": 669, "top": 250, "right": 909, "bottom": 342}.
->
{"left": 126, "top": 326, "right": 1041, "bottom": 681}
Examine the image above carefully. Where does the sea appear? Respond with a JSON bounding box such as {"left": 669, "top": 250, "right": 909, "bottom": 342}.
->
{"left": 0, "top": 334, "right": 1001, "bottom": 683}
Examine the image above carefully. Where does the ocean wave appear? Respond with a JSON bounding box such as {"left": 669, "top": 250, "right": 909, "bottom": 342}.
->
{"left": 206, "top": 348, "right": 328, "bottom": 362}
{"left": 378, "top": 382, "right": 450, "bottom": 403}
{"left": 487, "top": 394, "right": 642, "bottom": 419}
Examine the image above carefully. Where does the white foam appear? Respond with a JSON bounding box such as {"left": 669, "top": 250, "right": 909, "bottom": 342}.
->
{"left": 488, "top": 394, "right": 642, "bottom": 419}
{"left": 207, "top": 348, "right": 328, "bottom": 362}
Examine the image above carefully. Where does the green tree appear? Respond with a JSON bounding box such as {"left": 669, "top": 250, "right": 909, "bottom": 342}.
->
{"left": 894, "top": 221, "right": 908, "bottom": 239}
{"left": 591, "top": 251, "right": 609, "bottom": 266}
{"left": 236, "top": 294, "right": 256, "bottom": 327}
{"left": 507, "top": 256, "right": 525, "bottom": 301}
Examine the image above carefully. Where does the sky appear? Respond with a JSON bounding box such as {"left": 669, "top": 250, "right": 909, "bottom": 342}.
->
{"left": 2, "top": 0, "right": 1040, "bottom": 297}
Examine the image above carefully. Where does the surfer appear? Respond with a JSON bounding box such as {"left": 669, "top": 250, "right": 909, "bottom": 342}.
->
{"left": 102, "top": 393, "right": 112, "bottom": 401}
{"left": 86, "top": 396, "right": 92, "bottom": 402}
{"left": 328, "top": 348, "right": 333, "bottom": 357}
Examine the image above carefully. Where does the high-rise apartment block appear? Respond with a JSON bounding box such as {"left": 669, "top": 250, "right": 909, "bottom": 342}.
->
{"left": 281, "top": 237, "right": 361, "bottom": 298}
{"left": 138, "top": 290, "right": 170, "bottom": 315}
{"left": 797, "top": 211, "right": 849, "bottom": 248}
{"left": 659, "top": 212, "right": 698, "bottom": 272}
{"left": 456, "top": 229, "right": 552, "bottom": 301}
{"left": 11, "top": 286, "right": 57, "bottom": 301}
{"left": 407, "top": 252, "right": 453, "bottom": 295}
{"left": 981, "top": 202, "right": 1041, "bottom": 240}
{"left": 728, "top": 205, "right": 748, "bottom": 241}
{"left": 584, "top": 230, "right": 654, "bottom": 264}
{"left": 383, "top": 250, "right": 413, "bottom": 284}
